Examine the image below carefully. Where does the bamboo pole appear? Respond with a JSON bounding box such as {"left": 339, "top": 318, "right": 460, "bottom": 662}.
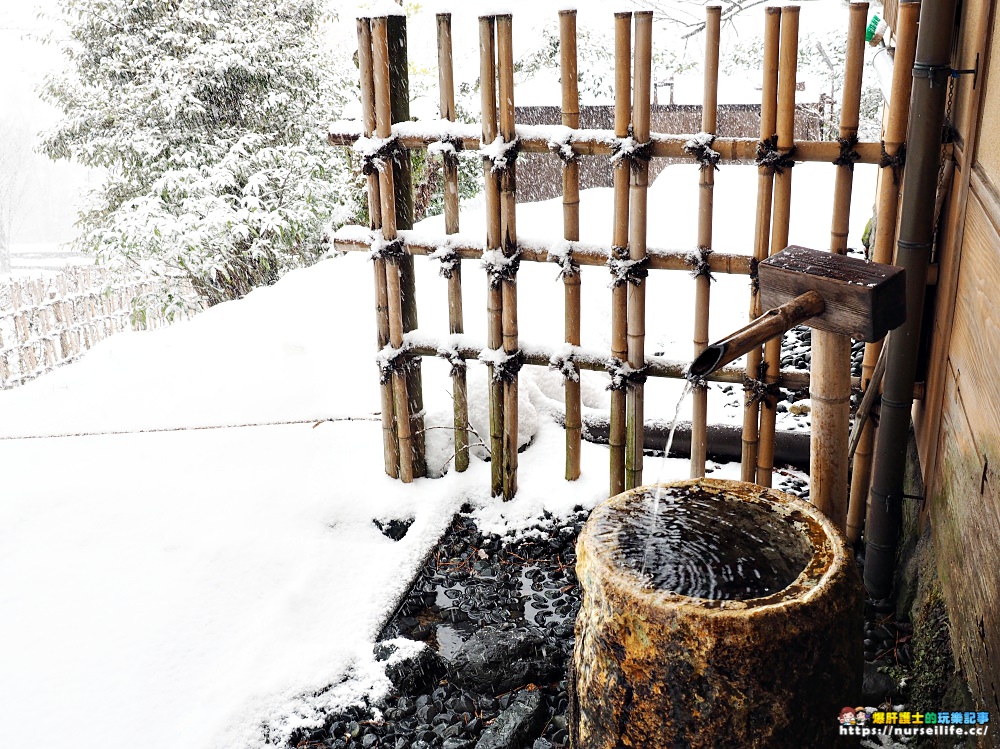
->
{"left": 741, "top": 6, "right": 781, "bottom": 484}
{"left": 609, "top": 11, "right": 632, "bottom": 497}
{"left": 333, "top": 234, "right": 755, "bottom": 272}
{"left": 691, "top": 5, "right": 721, "bottom": 479}
{"left": 437, "top": 13, "right": 469, "bottom": 474}
{"left": 811, "top": 2, "right": 867, "bottom": 532}
{"left": 387, "top": 14, "right": 426, "bottom": 478}
{"left": 560, "top": 9, "right": 582, "bottom": 482}
{"left": 480, "top": 15, "right": 504, "bottom": 497}
{"left": 497, "top": 14, "right": 519, "bottom": 500}
{"left": 358, "top": 18, "right": 399, "bottom": 479}
{"left": 847, "top": 0, "right": 919, "bottom": 543}
{"left": 625, "top": 11, "right": 652, "bottom": 491}
{"left": 756, "top": 5, "right": 799, "bottom": 488}
{"left": 372, "top": 16, "right": 413, "bottom": 483}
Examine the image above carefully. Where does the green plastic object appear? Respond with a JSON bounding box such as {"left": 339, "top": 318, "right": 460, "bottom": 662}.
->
{"left": 866, "top": 14, "right": 882, "bottom": 42}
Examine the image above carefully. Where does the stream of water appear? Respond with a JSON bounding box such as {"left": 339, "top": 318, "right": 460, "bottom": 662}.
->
{"left": 640, "top": 380, "right": 693, "bottom": 577}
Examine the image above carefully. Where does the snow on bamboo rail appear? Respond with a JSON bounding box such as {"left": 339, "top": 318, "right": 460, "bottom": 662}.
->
{"left": 330, "top": 120, "right": 891, "bottom": 165}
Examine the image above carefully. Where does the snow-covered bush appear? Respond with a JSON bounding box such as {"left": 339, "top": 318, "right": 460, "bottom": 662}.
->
{"left": 41, "top": 0, "right": 359, "bottom": 317}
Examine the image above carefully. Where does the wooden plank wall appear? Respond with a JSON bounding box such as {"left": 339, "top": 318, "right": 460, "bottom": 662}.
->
{"left": 915, "top": 0, "right": 1000, "bottom": 721}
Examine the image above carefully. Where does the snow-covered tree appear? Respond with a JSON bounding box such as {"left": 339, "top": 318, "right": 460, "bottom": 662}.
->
{"left": 41, "top": 0, "right": 359, "bottom": 316}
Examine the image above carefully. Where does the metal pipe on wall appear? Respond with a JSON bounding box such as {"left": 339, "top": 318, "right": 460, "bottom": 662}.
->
{"left": 864, "top": 0, "right": 960, "bottom": 600}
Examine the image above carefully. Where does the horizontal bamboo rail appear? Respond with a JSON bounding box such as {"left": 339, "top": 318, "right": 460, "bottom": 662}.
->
{"left": 330, "top": 123, "right": 906, "bottom": 165}
{"left": 396, "top": 333, "right": 924, "bottom": 399}
{"left": 333, "top": 230, "right": 752, "bottom": 274}
{"left": 405, "top": 338, "right": 808, "bottom": 388}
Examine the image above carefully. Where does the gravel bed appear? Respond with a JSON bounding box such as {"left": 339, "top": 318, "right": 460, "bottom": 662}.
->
{"left": 288, "top": 328, "right": 890, "bottom": 748}
{"left": 290, "top": 511, "right": 587, "bottom": 749}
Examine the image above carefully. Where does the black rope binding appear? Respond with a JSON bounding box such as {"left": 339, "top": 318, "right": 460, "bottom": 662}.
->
{"left": 743, "top": 360, "right": 780, "bottom": 407}
{"left": 482, "top": 247, "right": 521, "bottom": 289}
{"left": 686, "top": 371, "right": 709, "bottom": 391}
{"left": 430, "top": 245, "right": 459, "bottom": 279}
{"left": 749, "top": 256, "right": 760, "bottom": 294}
{"left": 376, "top": 343, "right": 412, "bottom": 385}
{"left": 437, "top": 347, "right": 467, "bottom": 378}
{"left": 548, "top": 136, "right": 579, "bottom": 165}
{"left": 610, "top": 133, "right": 653, "bottom": 174}
{"left": 607, "top": 246, "right": 649, "bottom": 288}
{"left": 490, "top": 349, "right": 525, "bottom": 384}
{"left": 879, "top": 141, "right": 906, "bottom": 185}
{"left": 755, "top": 134, "right": 797, "bottom": 174}
{"left": 370, "top": 237, "right": 406, "bottom": 264}
{"left": 683, "top": 133, "right": 721, "bottom": 171}
{"left": 549, "top": 350, "right": 580, "bottom": 383}
{"left": 360, "top": 135, "right": 407, "bottom": 176}
{"left": 484, "top": 137, "right": 521, "bottom": 175}
{"left": 548, "top": 243, "right": 580, "bottom": 280}
{"left": 833, "top": 133, "right": 861, "bottom": 171}
{"left": 606, "top": 357, "right": 648, "bottom": 391}
{"left": 432, "top": 136, "right": 465, "bottom": 171}
{"left": 687, "top": 246, "right": 716, "bottom": 281}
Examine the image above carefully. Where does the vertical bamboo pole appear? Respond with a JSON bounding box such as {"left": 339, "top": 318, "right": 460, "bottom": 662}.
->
{"left": 609, "top": 11, "right": 632, "bottom": 497}
{"left": 691, "top": 5, "right": 721, "bottom": 479}
{"left": 437, "top": 13, "right": 469, "bottom": 473}
{"left": 625, "top": 11, "right": 652, "bottom": 491}
{"left": 387, "top": 14, "right": 426, "bottom": 478}
{"left": 811, "top": 2, "right": 866, "bottom": 532}
{"left": 560, "top": 9, "right": 582, "bottom": 481}
{"left": 757, "top": 5, "right": 800, "bottom": 488}
{"left": 497, "top": 14, "right": 519, "bottom": 500}
{"left": 373, "top": 16, "right": 413, "bottom": 483}
{"left": 741, "top": 7, "right": 781, "bottom": 484}
{"left": 358, "top": 18, "right": 399, "bottom": 479}
{"left": 480, "top": 16, "right": 504, "bottom": 497}
{"left": 847, "top": 1, "right": 918, "bottom": 543}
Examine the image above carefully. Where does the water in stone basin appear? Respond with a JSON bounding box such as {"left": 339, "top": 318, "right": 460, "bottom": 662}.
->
{"left": 600, "top": 487, "right": 812, "bottom": 601}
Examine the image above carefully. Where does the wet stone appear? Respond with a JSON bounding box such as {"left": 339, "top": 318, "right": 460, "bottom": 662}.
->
{"left": 373, "top": 517, "right": 414, "bottom": 541}
{"left": 449, "top": 624, "right": 560, "bottom": 695}
{"left": 475, "top": 689, "right": 545, "bottom": 749}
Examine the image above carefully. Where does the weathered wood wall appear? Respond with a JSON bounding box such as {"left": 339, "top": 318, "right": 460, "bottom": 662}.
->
{"left": 913, "top": 0, "right": 1000, "bottom": 723}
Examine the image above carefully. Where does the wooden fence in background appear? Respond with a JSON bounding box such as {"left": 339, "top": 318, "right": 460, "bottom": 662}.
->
{"left": 0, "top": 267, "right": 183, "bottom": 389}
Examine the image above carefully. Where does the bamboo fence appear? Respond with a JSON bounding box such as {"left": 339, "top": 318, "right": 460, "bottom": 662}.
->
{"left": 357, "top": 18, "right": 399, "bottom": 479}
{"left": 560, "top": 9, "right": 582, "bottom": 481}
{"left": 437, "top": 13, "right": 469, "bottom": 474}
{"left": 497, "top": 15, "right": 520, "bottom": 500}
{"left": 740, "top": 6, "right": 781, "bottom": 484}
{"left": 331, "top": 6, "right": 920, "bottom": 508}
{"left": 755, "top": 5, "right": 801, "bottom": 489}
{"left": 846, "top": 1, "right": 919, "bottom": 543}
{"left": 0, "top": 267, "right": 183, "bottom": 389}
{"left": 480, "top": 16, "right": 505, "bottom": 497}
{"left": 372, "top": 16, "right": 414, "bottom": 483}
{"left": 690, "top": 6, "right": 721, "bottom": 478}
{"left": 625, "top": 11, "right": 653, "bottom": 490}
{"left": 810, "top": 2, "right": 868, "bottom": 532}
{"left": 609, "top": 11, "right": 632, "bottom": 497}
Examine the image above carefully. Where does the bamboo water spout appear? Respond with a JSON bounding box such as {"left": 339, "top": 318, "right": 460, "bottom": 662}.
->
{"left": 689, "top": 246, "right": 906, "bottom": 528}
{"left": 691, "top": 246, "right": 906, "bottom": 379}
{"left": 689, "top": 291, "right": 825, "bottom": 378}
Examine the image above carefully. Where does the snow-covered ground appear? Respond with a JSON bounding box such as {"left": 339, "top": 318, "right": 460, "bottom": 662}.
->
{"left": 0, "top": 156, "right": 874, "bottom": 747}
